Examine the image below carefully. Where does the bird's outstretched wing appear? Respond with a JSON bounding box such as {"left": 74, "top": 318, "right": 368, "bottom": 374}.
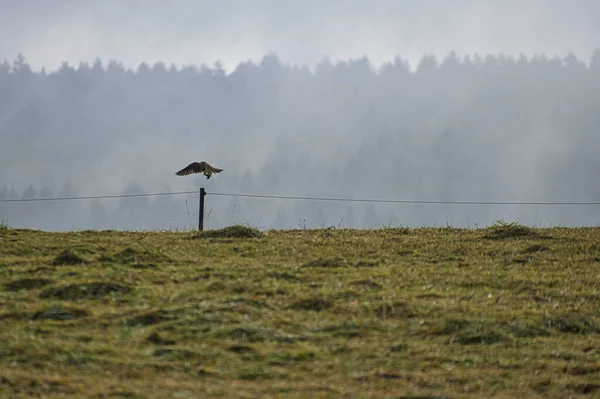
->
{"left": 175, "top": 161, "right": 223, "bottom": 178}
{"left": 175, "top": 162, "right": 206, "bottom": 176}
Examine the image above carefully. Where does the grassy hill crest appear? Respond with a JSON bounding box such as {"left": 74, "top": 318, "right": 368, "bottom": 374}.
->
{"left": 1, "top": 224, "right": 600, "bottom": 398}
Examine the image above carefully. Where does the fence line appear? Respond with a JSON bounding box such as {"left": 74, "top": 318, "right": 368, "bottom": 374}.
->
{"left": 1, "top": 189, "right": 600, "bottom": 206}
{"left": 207, "top": 192, "right": 600, "bottom": 206}
{"left": 0, "top": 190, "right": 198, "bottom": 203}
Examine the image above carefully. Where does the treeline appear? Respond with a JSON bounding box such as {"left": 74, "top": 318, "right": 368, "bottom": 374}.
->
{"left": 1, "top": 51, "right": 600, "bottom": 230}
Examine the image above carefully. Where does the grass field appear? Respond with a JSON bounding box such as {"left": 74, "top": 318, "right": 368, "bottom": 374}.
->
{"left": 1, "top": 223, "right": 600, "bottom": 398}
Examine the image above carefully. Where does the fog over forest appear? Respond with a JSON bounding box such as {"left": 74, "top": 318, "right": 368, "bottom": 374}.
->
{"left": 2, "top": 50, "right": 600, "bottom": 231}
{"left": 1, "top": 1, "right": 600, "bottom": 230}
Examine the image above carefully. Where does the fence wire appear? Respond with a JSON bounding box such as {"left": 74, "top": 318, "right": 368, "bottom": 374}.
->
{"left": 0, "top": 190, "right": 198, "bottom": 203}
{"left": 1, "top": 189, "right": 600, "bottom": 206}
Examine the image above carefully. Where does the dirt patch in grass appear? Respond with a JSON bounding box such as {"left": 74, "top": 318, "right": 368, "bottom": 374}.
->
{"left": 267, "top": 350, "right": 316, "bottom": 364}
{"left": 265, "top": 271, "right": 301, "bottom": 281}
{"left": 32, "top": 306, "right": 89, "bottom": 321}
{"left": 125, "top": 310, "right": 175, "bottom": 327}
{"left": 545, "top": 314, "right": 600, "bottom": 334}
{"left": 302, "top": 258, "right": 347, "bottom": 268}
{"left": 531, "top": 379, "right": 553, "bottom": 394}
{"left": 387, "top": 343, "right": 408, "bottom": 352}
{"left": 52, "top": 249, "right": 88, "bottom": 266}
{"left": 566, "top": 365, "right": 600, "bottom": 376}
{"left": 522, "top": 244, "right": 549, "bottom": 254}
{"left": 195, "top": 225, "right": 263, "bottom": 239}
{"left": 131, "top": 263, "right": 157, "bottom": 269}
{"left": 319, "top": 322, "right": 377, "bottom": 338}
{"left": 146, "top": 332, "right": 176, "bottom": 345}
{"left": 230, "top": 297, "right": 272, "bottom": 310}
{"left": 152, "top": 348, "right": 201, "bottom": 360}
{"left": 449, "top": 325, "right": 505, "bottom": 345}
{"left": 372, "top": 301, "right": 415, "bottom": 319}
{"left": 0, "top": 311, "right": 31, "bottom": 321}
{"left": 39, "top": 282, "right": 132, "bottom": 300}
{"left": 205, "top": 281, "right": 227, "bottom": 292}
{"left": 4, "top": 278, "right": 53, "bottom": 291}
{"left": 354, "top": 260, "right": 380, "bottom": 268}
{"left": 289, "top": 297, "right": 334, "bottom": 312}
{"left": 396, "top": 396, "right": 450, "bottom": 399}
{"left": 100, "top": 247, "right": 170, "bottom": 265}
{"left": 566, "top": 382, "right": 600, "bottom": 394}
{"left": 428, "top": 318, "right": 470, "bottom": 335}
{"left": 348, "top": 279, "right": 382, "bottom": 289}
{"left": 227, "top": 327, "right": 268, "bottom": 342}
{"left": 228, "top": 344, "right": 258, "bottom": 354}
{"left": 238, "top": 366, "right": 282, "bottom": 380}
{"left": 503, "top": 321, "right": 550, "bottom": 337}
{"left": 101, "top": 390, "right": 138, "bottom": 398}
{"left": 302, "top": 258, "right": 377, "bottom": 268}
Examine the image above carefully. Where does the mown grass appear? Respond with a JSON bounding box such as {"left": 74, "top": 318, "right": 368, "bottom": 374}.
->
{"left": 1, "top": 224, "right": 600, "bottom": 398}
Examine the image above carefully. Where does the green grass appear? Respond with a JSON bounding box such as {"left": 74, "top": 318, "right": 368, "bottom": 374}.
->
{"left": 1, "top": 224, "right": 600, "bottom": 398}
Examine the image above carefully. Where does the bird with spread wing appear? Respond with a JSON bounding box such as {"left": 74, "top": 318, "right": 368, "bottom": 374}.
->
{"left": 175, "top": 161, "right": 223, "bottom": 179}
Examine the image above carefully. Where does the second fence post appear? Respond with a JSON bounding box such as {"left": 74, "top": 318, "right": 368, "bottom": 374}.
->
{"left": 199, "top": 188, "right": 206, "bottom": 231}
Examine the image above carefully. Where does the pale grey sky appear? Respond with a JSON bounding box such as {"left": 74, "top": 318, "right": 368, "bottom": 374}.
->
{"left": 1, "top": 0, "right": 598, "bottom": 71}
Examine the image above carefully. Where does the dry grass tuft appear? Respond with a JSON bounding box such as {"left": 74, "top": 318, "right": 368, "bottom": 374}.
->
{"left": 4, "top": 278, "right": 53, "bottom": 291}
{"left": 39, "top": 282, "right": 132, "bottom": 300}
{"left": 195, "top": 225, "right": 263, "bottom": 238}
{"left": 52, "top": 249, "right": 87, "bottom": 265}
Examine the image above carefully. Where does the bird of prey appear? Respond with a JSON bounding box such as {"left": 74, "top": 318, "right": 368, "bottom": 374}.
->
{"left": 175, "top": 161, "right": 223, "bottom": 179}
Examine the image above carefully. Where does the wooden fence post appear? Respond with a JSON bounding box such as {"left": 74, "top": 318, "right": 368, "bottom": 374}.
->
{"left": 199, "top": 188, "right": 206, "bottom": 231}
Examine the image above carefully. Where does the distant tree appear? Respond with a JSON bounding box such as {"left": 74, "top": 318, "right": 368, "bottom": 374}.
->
{"left": 12, "top": 53, "right": 30, "bottom": 73}
{"left": 90, "top": 57, "right": 105, "bottom": 83}
{"left": 137, "top": 62, "right": 150, "bottom": 74}
{"left": 21, "top": 183, "right": 36, "bottom": 199}
{"left": 1, "top": 50, "right": 599, "bottom": 229}
{"left": 363, "top": 204, "right": 379, "bottom": 228}
{"left": 416, "top": 54, "right": 438, "bottom": 74}
{"left": 115, "top": 181, "right": 148, "bottom": 229}
{"left": 315, "top": 57, "right": 334, "bottom": 77}
{"left": 591, "top": 48, "right": 600, "bottom": 72}
{"left": 344, "top": 207, "right": 356, "bottom": 229}
{"left": 7, "top": 187, "right": 18, "bottom": 200}
{"left": 379, "top": 55, "right": 410, "bottom": 80}
{"left": 441, "top": 51, "right": 461, "bottom": 71}
{"left": 89, "top": 199, "right": 109, "bottom": 230}
{"left": 273, "top": 207, "right": 288, "bottom": 229}
{"left": 0, "top": 60, "right": 9, "bottom": 77}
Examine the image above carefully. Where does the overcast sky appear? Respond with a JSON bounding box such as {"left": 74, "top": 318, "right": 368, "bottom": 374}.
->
{"left": 1, "top": 0, "right": 599, "bottom": 72}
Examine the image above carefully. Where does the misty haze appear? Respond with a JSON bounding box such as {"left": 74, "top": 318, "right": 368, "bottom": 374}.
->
{"left": 1, "top": 1, "right": 600, "bottom": 231}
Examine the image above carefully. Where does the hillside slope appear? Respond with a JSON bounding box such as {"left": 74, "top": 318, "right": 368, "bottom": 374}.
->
{"left": 1, "top": 225, "right": 600, "bottom": 398}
